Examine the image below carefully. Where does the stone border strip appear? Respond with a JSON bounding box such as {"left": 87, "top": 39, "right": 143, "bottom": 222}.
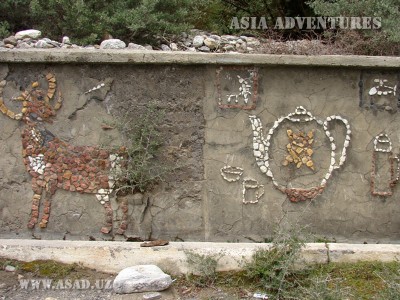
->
{"left": 0, "top": 49, "right": 400, "bottom": 68}
{"left": 1, "top": 239, "right": 399, "bottom": 275}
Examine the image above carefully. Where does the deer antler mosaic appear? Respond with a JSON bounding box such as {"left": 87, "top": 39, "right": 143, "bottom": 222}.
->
{"left": 0, "top": 73, "right": 128, "bottom": 234}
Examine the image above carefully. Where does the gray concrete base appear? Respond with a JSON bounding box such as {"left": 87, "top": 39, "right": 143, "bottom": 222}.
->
{"left": 1, "top": 240, "right": 399, "bottom": 275}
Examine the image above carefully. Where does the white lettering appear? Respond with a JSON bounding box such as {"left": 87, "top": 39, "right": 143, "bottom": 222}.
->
{"left": 285, "top": 17, "right": 295, "bottom": 29}
{"left": 241, "top": 17, "right": 249, "bottom": 29}
{"left": 316, "top": 17, "right": 327, "bottom": 29}
{"left": 274, "top": 17, "right": 285, "bottom": 29}
{"left": 295, "top": 17, "right": 306, "bottom": 29}
{"left": 372, "top": 17, "right": 381, "bottom": 29}
{"left": 257, "top": 17, "right": 268, "bottom": 29}
{"left": 230, "top": 17, "right": 240, "bottom": 29}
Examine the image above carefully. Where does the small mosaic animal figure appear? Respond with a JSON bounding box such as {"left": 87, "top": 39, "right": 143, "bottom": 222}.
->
{"left": 0, "top": 74, "right": 128, "bottom": 234}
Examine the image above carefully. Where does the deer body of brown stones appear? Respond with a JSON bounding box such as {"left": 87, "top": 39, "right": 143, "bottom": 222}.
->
{"left": 0, "top": 73, "right": 128, "bottom": 234}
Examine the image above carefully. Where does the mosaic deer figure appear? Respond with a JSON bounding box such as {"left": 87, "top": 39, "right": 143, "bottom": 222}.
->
{"left": 0, "top": 73, "right": 128, "bottom": 234}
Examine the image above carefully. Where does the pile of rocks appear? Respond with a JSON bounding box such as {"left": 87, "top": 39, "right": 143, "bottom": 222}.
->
{"left": 1, "top": 28, "right": 262, "bottom": 53}
{"left": 1, "top": 29, "right": 78, "bottom": 49}
{"left": 0, "top": 29, "right": 112, "bottom": 50}
{"left": 174, "top": 29, "right": 261, "bottom": 53}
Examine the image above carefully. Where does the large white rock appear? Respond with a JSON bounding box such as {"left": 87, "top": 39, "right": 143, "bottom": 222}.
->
{"left": 15, "top": 29, "right": 41, "bottom": 40}
{"left": 192, "top": 35, "right": 204, "bottom": 48}
{"left": 113, "top": 265, "right": 173, "bottom": 294}
{"left": 204, "top": 37, "right": 218, "bottom": 50}
{"left": 100, "top": 39, "right": 126, "bottom": 49}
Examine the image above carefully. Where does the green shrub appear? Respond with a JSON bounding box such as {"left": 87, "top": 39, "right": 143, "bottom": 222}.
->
{"left": 307, "top": 0, "right": 400, "bottom": 56}
{"left": 0, "top": 21, "right": 10, "bottom": 39}
{"left": 185, "top": 251, "right": 220, "bottom": 286}
{"left": 0, "top": 0, "right": 32, "bottom": 38}
{"left": 308, "top": 0, "right": 400, "bottom": 43}
{"left": 244, "top": 227, "right": 305, "bottom": 298}
{"left": 186, "top": 0, "right": 232, "bottom": 34}
{"left": 375, "top": 264, "right": 400, "bottom": 300}
{"left": 28, "top": 0, "right": 197, "bottom": 45}
{"left": 297, "top": 275, "right": 353, "bottom": 299}
{"left": 210, "top": 0, "right": 314, "bottom": 35}
{"left": 114, "top": 102, "right": 169, "bottom": 193}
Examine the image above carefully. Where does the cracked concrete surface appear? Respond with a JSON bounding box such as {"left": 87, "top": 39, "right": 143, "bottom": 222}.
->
{"left": 0, "top": 64, "right": 205, "bottom": 241}
{"left": 0, "top": 60, "right": 399, "bottom": 242}
{"left": 204, "top": 66, "right": 400, "bottom": 243}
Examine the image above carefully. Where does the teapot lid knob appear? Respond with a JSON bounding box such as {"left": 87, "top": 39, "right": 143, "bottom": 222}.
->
{"left": 294, "top": 106, "right": 307, "bottom": 115}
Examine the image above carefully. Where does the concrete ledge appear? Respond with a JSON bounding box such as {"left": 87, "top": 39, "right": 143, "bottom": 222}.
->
{"left": 1, "top": 240, "right": 400, "bottom": 275}
{"left": 0, "top": 49, "right": 400, "bottom": 68}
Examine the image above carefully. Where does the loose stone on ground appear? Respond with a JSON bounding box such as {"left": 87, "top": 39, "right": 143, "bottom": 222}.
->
{"left": 113, "top": 265, "right": 173, "bottom": 294}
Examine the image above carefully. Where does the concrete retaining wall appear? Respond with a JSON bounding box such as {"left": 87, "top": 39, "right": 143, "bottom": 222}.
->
{"left": 0, "top": 49, "right": 400, "bottom": 243}
{"left": 1, "top": 239, "right": 400, "bottom": 275}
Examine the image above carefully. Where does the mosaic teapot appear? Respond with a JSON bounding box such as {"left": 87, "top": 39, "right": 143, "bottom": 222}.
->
{"left": 249, "top": 106, "right": 351, "bottom": 202}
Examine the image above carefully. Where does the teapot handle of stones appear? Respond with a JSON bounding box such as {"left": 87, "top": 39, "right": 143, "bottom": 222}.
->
{"left": 323, "top": 115, "right": 351, "bottom": 170}
{"left": 391, "top": 155, "right": 400, "bottom": 186}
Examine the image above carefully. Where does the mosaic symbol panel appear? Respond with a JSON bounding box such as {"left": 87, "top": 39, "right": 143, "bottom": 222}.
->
{"left": 216, "top": 66, "right": 259, "bottom": 110}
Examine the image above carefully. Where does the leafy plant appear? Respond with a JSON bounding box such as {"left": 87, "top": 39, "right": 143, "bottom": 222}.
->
{"left": 28, "top": 0, "right": 196, "bottom": 45}
{"left": 244, "top": 226, "right": 306, "bottom": 298}
{"left": 296, "top": 275, "right": 353, "bottom": 299}
{"left": 114, "top": 102, "right": 169, "bottom": 194}
{"left": 0, "top": 21, "right": 10, "bottom": 39}
{"left": 185, "top": 251, "right": 221, "bottom": 286}
{"left": 307, "top": 0, "right": 400, "bottom": 56}
{"left": 308, "top": 0, "right": 400, "bottom": 43}
{"left": 0, "top": 0, "right": 33, "bottom": 39}
{"left": 375, "top": 264, "right": 400, "bottom": 300}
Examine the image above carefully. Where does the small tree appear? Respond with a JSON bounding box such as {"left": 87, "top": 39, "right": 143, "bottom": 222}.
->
{"left": 308, "top": 0, "right": 400, "bottom": 42}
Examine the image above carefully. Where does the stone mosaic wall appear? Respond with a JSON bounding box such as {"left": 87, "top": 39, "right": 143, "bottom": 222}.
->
{"left": 204, "top": 66, "right": 400, "bottom": 243}
{"left": 0, "top": 61, "right": 399, "bottom": 243}
{"left": 0, "top": 64, "right": 205, "bottom": 241}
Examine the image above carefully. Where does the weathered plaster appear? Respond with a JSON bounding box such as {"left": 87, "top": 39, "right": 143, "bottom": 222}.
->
{"left": 0, "top": 52, "right": 399, "bottom": 243}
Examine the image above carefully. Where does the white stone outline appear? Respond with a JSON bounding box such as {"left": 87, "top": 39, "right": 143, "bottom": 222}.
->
{"left": 84, "top": 83, "right": 105, "bottom": 94}
{"left": 374, "top": 133, "right": 393, "bottom": 153}
{"left": 95, "top": 153, "right": 123, "bottom": 205}
{"left": 369, "top": 79, "right": 397, "bottom": 96}
{"left": 242, "top": 178, "right": 264, "bottom": 204}
{"left": 220, "top": 165, "right": 244, "bottom": 182}
{"left": 249, "top": 106, "right": 351, "bottom": 191}
{"left": 371, "top": 133, "right": 400, "bottom": 195}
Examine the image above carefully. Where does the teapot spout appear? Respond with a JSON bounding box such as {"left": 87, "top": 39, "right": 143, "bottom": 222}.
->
{"left": 249, "top": 115, "right": 262, "bottom": 138}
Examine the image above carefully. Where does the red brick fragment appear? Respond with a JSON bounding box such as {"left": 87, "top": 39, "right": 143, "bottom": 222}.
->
{"left": 100, "top": 227, "right": 111, "bottom": 234}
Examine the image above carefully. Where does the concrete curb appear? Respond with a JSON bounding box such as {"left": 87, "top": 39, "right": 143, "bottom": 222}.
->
{"left": 0, "top": 49, "right": 400, "bottom": 68}
{"left": 1, "top": 240, "right": 399, "bottom": 275}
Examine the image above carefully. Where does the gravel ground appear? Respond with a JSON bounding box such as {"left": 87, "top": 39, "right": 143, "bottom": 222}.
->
{"left": 0, "top": 266, "right": 251, "bottom": 300}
